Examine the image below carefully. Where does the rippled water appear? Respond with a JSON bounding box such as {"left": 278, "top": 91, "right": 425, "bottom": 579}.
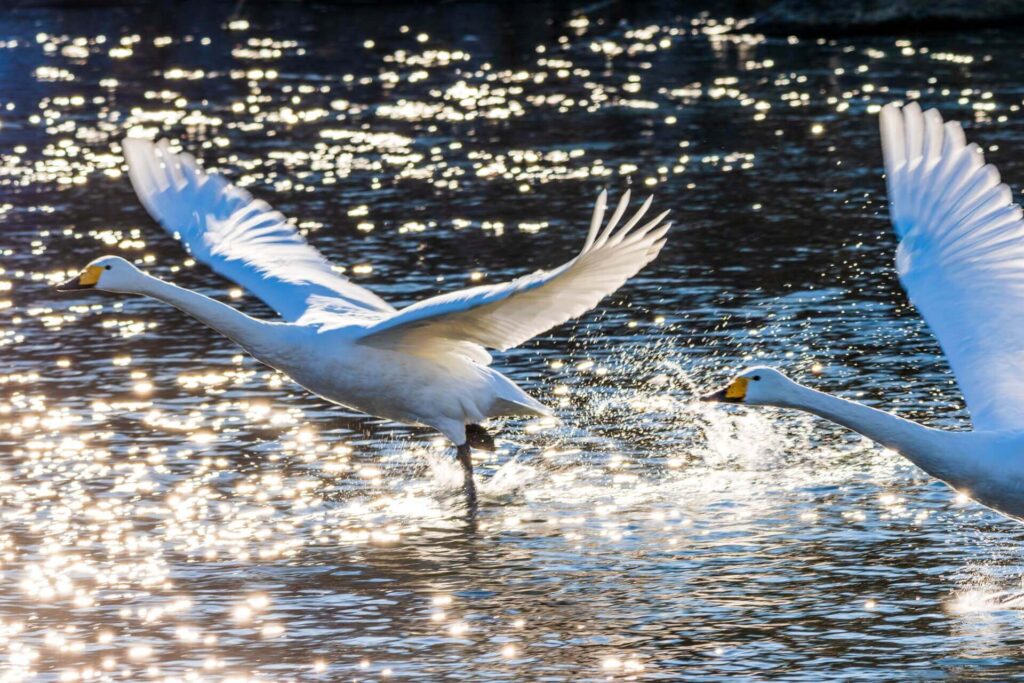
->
{"left": 4, "top": 2, "right": 1024, "bottom": 680}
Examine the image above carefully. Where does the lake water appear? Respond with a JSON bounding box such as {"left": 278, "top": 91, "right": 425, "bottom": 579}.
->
{"left": 3, "top": 1, "right": 1024, "bottom": 680}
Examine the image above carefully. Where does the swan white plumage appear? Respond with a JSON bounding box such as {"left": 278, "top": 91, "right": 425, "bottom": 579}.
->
{"left": 704, "top": 102, "right": 1024, "bottom": 522}
{"left": 57, "top": 138, "right": 671, "bottom": 502}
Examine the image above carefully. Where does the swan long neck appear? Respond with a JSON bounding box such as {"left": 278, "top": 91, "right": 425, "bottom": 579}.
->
{"left": 777, "top": 380, "right": 945, "bottom": 473}
{"left": 135, "top": 273, "right": 268, "bottom": 349}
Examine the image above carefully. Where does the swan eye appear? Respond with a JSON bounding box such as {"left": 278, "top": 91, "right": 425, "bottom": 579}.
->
{"left": 105, "top": 265, "right": 112, "bottom": 270}
{"left": 752, "top": 375, "right": 761, "bottom": 381}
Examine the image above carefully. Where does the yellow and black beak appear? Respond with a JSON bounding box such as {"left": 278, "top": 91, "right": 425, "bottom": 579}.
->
{"left": 56, "top": 265, "right": 103, "bottom": 292}
{"left": 701, "top": 377, "right": 748, "bottom": 403}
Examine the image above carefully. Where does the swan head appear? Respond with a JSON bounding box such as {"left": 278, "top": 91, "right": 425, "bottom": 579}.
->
{"left": 56, "top": 256, "right": 144, "bottom": 294}
{"left": 701, "top": 366, "right": 796, "bottom": 406}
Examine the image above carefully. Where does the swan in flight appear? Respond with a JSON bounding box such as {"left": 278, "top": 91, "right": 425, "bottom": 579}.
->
{"left": 704, "top": 102, "right": 1024, "bottom": 521}
{"left": 57, "top": 138, "right": 671, "bottom": 503}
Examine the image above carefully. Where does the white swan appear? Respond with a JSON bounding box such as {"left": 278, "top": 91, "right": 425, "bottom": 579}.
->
{"left": 57, "top": 138, "right": 670, "bottom": 502}
{"left": 704, "top": 102, "right": 1024, "bottom": 522}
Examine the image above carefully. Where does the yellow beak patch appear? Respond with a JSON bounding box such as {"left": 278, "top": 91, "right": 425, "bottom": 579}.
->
{"left": 725, "top": 377, "right": 749, "bottom": 400}
{"left": 79, "top": 265, "right": 103, "bottom": 287}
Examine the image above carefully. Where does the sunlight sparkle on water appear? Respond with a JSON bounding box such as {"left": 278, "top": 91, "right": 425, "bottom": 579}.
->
{"left": 0, "top": 3, "right": 1014, "bottom": 679}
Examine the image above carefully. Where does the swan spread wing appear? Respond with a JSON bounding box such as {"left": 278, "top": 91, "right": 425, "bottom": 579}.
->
{"left": 881, "top": 102, "right": 1024, "bottom": 431}
{"left": 123, "top": 138, "right": 393, "bottom": 321}
{"left": 354, "top": 190, "right": 670, "bottom": 354}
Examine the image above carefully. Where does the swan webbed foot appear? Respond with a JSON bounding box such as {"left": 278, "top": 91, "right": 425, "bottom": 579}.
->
{"left": 465, "top": 423, "right": 495, "bottom": 451}
{"left": 456, "top": 442, "right": 477, "bottom": 508}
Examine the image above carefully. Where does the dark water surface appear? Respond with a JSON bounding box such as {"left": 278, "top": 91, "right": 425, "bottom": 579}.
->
{"left": 3, "top": 1, "right": 1024, "bottom": 680}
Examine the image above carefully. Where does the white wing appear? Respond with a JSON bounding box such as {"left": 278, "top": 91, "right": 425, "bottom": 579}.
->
{"left": 123, "top": 138, "right": 393, "bottom": 321}
{"left": 354, "top": 190, "right": 670, "bottom": 355}
{"left": 881, "top": 102, "right": 1024, "bottom": 431}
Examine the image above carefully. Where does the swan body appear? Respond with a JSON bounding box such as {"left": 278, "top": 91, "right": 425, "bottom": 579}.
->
{"left": 705, "top": 102, "right": 1024, "bottom": 522}
{"left": 58, "top": 138, "right": 670, "bottom": 500}
{"left": 120, "top": 267, "right": 543, "bottom": 438}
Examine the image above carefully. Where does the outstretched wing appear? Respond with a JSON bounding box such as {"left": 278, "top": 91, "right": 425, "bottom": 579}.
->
{"left": 881, "top": 102, "right": 1024, "bottom": 431}
{"left": 354, "top": 190, "right": 669, "bottom": 355}
{"left": 123, "top": 138, "right": 393, "bottom": 321}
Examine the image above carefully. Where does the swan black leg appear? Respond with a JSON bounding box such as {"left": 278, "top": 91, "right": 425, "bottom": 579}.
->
{"left": 456, "top": 442, "right": 477, "bottom": 507}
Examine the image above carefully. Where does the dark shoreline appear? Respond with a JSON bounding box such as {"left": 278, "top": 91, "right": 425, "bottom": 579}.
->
{"left": 4, "top": 0, "right": 1024, "bottom": 38}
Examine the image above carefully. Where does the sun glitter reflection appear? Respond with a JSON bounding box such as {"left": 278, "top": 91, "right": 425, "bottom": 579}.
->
{"left": 5, "top": 1, "right": 1014, "bottom": 678}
